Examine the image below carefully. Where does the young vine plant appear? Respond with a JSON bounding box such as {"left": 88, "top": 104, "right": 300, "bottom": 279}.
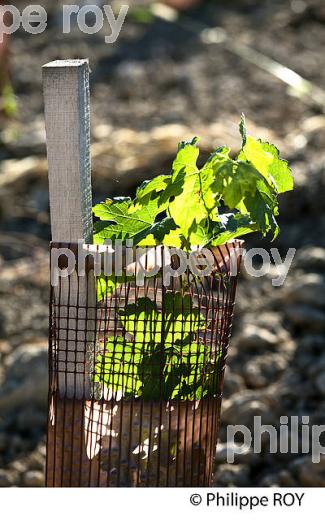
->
{"left": 93, "top": 116, "right": 293, "bottom": 250}
{"left": 92, "top": 116, "right": 294, "bottom": 401}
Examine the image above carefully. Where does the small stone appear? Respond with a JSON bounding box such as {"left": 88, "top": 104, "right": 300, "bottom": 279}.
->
{"left": 27, "top": 450, "right": 45, "bottom": 472}
{"left": 22, "top": 470, "right": 44, "bottom": 487}
{"left": 278, "top": 469, "right": 297, "bottom": 486}
{"left": 0, "top": 469, "right": 15, "bottom": 487}
{"left": 116, "top": 61, "right": 145, "bottom": 82}
{"left": 3, "top": 340, "right": 47, "bottom": 379}
{"left": 308, "top": 354, "right": 325, "bottom": 377}
{"left": 243, "top": 363, "right": 266, "bottom": 389}
{"left": 298, "top": 334, "right": 324, "bottom": 352}
{"left": 8, "top": 435, "right": 26, "bottom": 455}
{"left": 0, "top": 432, "right": 8, "bottom": 452}
{"left": 17, "top": 407, "right": 46, "bottom": 432}
{"left": 0, "top": 340, "right": 11, "bottom": 354}
{"left": 215, "top": 442, "right": 256, "bottom": 465}
{"left": 296, "top": 335, "right": 324, "bottom": 370}
{"left": 9, "top": 460, "right": 27, "bottom": 474}
{"left": 222, "top": 391, "right": 277, "bottom": 428}
{"left": 295, "top": 247, "right": 325, "bottom": 271}
{"left": 286, "top": 274, "right": 325, "bottom": 308}
{"left": 223, "top": 370, "right": 244, "bottom": 398}
{"left": 285, "top": 305, "right": 325, "bottom": 331}
{"left": 315, "top": 372, "right": 325, "bottom": 396}
{"left": 258, "top": 473, "right": 280, "bottom": 487}
{"left": 0, "top": 341, "right": 48, "bottom": 412}
{"left": 37, "top": 444, "right": 46, "bottom": 458}
{"left": 0, "top": 312, "right": 4, "bottom": 337}
{"left": 214, "top": 464, "right": 250, "bottom": 487}
{"left": 92, "top": 124, "right": 113, "bottom": 141}
{"left": 243, "top": 354, "right": 287, "bottom": 389}
{"left": 1, "top": 119, "right": 46, "bottom": 156}
{"left": 237, "top": 324, "right": 278, "bottom": 351}
{"left": 251, "top": 312, "right": 287, "bottom": 337}
{"left": 291, "top": 456, "right": 325, "bottom": 486}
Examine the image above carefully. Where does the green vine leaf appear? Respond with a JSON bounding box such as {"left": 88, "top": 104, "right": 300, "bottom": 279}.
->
{"left": 240, "top": 136, "right": 293, "bottom": 194}
{"left": 162, "top": 139, "right": 209, "bottom": 237}
{"left": 136, "top": 175, "right": 170, "bottom": 202}
{"left": 93, "top": 197, "right": 162, "bottom": 244}
{"left": 94, "top": 337, "right": 143, "bottom": 396}
{"left": 94, "top": 294, "right": 210, "bottom": 400}
{"left": 209, "top": 213, "right": 257, "bottom": 246}
{"left": 133, "top": 217, "right": 177, "bottom": 246}
{"left": 92, "top": 117, "right": 294, "bottom": 248}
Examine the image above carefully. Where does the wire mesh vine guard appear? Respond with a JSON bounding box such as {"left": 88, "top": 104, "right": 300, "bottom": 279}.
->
{"left": 46, "top": 242, "right": 243, "bottom": 487}
{"left": 42, "top": 58, "right": 243, "bottom": 487}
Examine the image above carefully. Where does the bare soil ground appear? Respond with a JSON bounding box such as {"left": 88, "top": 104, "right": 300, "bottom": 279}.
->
{"left": 0, "top": 0, "right": 325, "bottom": 487}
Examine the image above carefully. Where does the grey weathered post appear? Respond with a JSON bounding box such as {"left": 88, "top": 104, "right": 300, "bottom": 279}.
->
{"left": 43, "top": 59, "right": 95, "bottom": 399}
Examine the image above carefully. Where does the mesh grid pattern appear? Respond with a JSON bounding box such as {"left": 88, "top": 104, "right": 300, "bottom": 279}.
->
{"left": 46, "top": 242, "right": 242, "bottom": 487}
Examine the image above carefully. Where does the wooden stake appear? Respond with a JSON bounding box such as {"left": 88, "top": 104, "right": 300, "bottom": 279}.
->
{"left": 43, "top": 59, "right": 92, "bottom": 243}
{"left": 43, "top": 59, "right": 95, "bottom": 399}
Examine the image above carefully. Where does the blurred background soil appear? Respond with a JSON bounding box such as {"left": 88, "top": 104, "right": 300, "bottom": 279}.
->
{"left": 0, "top": 0, "right": 325, "bottom": 487}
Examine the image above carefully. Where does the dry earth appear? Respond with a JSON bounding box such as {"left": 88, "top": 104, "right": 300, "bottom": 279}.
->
{"left": 0, "top": 0, "right": 325, "bottom": 486}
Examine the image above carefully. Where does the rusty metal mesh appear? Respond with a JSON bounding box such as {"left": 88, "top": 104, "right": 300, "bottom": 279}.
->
{"left": 46, "top": 242, "right": 242, "bottom": 487}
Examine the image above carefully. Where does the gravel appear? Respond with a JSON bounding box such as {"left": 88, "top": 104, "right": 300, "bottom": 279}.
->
{"left": 1, "top": 0, "right": 325, "bottom": 488}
